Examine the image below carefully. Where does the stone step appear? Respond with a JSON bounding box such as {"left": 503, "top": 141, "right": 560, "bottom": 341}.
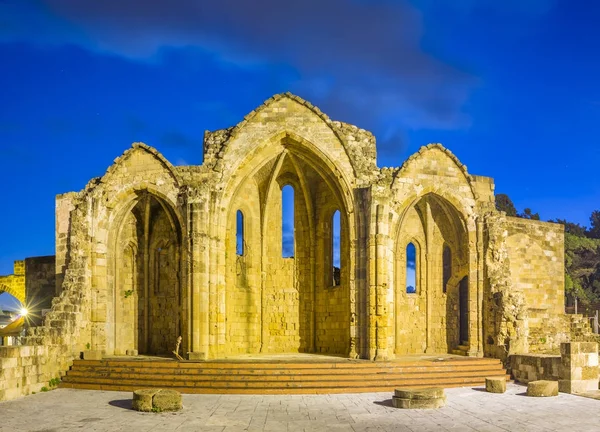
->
{"left": 60, "top": 358, "right": 508, "bottom": 394}
{"left": 71, "top": 358, "right": 503, "bottom": 369}
{"left": 63, "top": 368, "right": 507, "bottom": 383}
{"left": 68, "top": 363, "right": 503, "bottom": 376}
{"left": 60, "top": 376, "right": 510, "bottom": 394}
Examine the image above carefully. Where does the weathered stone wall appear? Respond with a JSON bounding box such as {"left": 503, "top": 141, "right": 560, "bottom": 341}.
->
{"left": 0, "top": 93, "right": 572, "bottom": 400}
{"left": 511, "top": 342, "right": 599, "bottom": 394}
{"left": 510, "top": 354, "right": 562, "bottom": 383}
{"left": 25, "top": 256, "right": 56, "bottom": 326}
{"left": 505, "top": 217, "right": 565, "bottom": 353}
{"left": 384, "top": 145, "right": 478, "bottom": 359}
{"left": 0, "top": 345, "right": 69, "bottom": 401}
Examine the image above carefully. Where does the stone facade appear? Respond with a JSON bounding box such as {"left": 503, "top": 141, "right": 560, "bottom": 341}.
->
{"left": 0, "top": 93, "right": 581, "bottom": 401}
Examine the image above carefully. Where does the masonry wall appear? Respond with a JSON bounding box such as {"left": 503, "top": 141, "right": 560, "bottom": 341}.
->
{"left": 506, "top": 217, "right": 566, "bottom": 352}
{"left": 25, "top": 256, "right": 56, "bottom": 326}
{"left": 510, "top": 354, "right": 562, "bottom": 383}
{"left": 0, "top": 345, "right": 72, "bottom": 401}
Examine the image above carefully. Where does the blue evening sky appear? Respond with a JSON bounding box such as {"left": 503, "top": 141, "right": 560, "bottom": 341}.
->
{"left": 1, "top": 1, "right": 599, "bottom": 308}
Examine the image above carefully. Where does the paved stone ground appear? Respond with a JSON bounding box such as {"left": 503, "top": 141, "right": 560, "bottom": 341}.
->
{"left": 0, "top": 383, "right": 599, "bottom": 432}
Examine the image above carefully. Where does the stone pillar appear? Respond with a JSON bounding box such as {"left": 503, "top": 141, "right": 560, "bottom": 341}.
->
{"left": 558, "top": 342, "right": 599, "bottom": 394}
{"left": 188, "top": 198, "right": 209, "bottom": 360}
{"left": 424, "top": 201, "right": 434, "bottom": 354}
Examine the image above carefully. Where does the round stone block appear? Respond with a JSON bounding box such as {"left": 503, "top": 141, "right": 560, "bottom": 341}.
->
{"left": 392, "top": 396, "right": 446, "bottom": 409}
{"left": 485, "top": 377, "right": 506, "bottom": 393}
{"left": 153, "top": 389, "right": 182, "bottom": 412}
{"left": 527, "top": 380, "right": 559, "bottom": 397}
{"left": 132, "top": 389, "right": 159, "bottom": 412}
{"left": 132, "top": 389, "right": 182, "bottom": 412}
{"left": 394, "top": 387, "right": 445, "bottom": 400}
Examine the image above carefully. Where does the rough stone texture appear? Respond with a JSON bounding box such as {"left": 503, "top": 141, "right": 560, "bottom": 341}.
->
{"left": 505, "top": 218, "right": 567, "bottom": 353}
{"left": 510, "top": 354, "right": 562, "bottom": 384}
{"left": 0, "top": 93, "right": 575, "bottom": 401}
{"left": 392, "top": 396, "right": 446, "bottom": 409}
{"left": 132, "top": 389, "right": 182, "bottom": 412}
{"left": 132, "top": 389, "right": 159, "bottom": 412}
{"left": 153, "top": 389, "right": 183, "bottom": 411}
{"left": 392, "top": 387, "right": 446, "bottom": 409}
{"left": 527, "top": 380, "right": 559, "bottom": 397}
{"left": 394, "top": 387, "right": 445, "bottom": 399}
{"left": 82, "top": 350, "right": 102, "bottom": 360}
{"left": 25, "top": 256, "right": 56, "bottom": 326}
{"left": 558, "top": 342, "right": 599, "bottom": 394}
{"left": 485, "top": 377, "right": 506, "bottom": 393}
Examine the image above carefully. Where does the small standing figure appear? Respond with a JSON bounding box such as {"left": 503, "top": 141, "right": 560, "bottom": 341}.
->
{"left": 173, "top": 335, "right": 184, "bottom": 361}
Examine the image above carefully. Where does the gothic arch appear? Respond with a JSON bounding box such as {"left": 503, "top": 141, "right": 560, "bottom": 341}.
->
{"left": 0, "top": 283, "right": 24, "bottom": 304}
{"left": 392, "top": 192, "right": 472, "bottom": 355}
{"left": 105, "top": 189, "right": 186, "bottom": 356}
{"left": 215, "top": 128, "right": 357, "bottom": 357}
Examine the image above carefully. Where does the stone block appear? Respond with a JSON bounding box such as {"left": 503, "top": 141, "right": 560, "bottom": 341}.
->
{"left": 527, "top": 380, "right": 558, "bottom": 397}
{"left": 153, "top": 389, "right": 183, "bottom": 411}
{"left": 559, "top": 378, "right": 599, "bottom": 394}
{"left": 392, "top": 396, "right": 446, "bottom": 409}
{"left": 187, "top": 351, "right": 206, "bottom": 360}
{"left": 132, "top": 389, "right": 182, "bottom": 412}
{"left": 392, "top": 387, "right": 446, "bottom": 409}
{"left": 394, "top": 387, "right": 445, "bottom": 399}
{"left": 82, "top": 350, "right": 102, "bottom": 360}
{"left": 132, "top": 389, "right": 159, "bottom": 412}
{"left": 126, "top": 349, "right": 138, "bottom": 356}
{"left": 485, "top": 377, "right": 506, "bottom": 393}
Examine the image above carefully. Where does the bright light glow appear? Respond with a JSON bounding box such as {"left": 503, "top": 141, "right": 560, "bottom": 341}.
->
{"left": 19, "top": 307, "right": 28, "bottom": 317}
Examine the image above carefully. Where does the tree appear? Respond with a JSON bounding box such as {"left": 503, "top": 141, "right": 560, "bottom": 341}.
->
{"left": 548, "top": 219, "right": 588, "bottom": 237}
{"left": 564, "top": 233, "right": 600, "bottom": 305}
{"left": 495, "top": 194, "right": 517, "bottom": 217}
{"left": 588, "top": 210, "right": 600, "bottom": 239}
{"left": 518, "top": 208, "right": 540, "bottom": 220}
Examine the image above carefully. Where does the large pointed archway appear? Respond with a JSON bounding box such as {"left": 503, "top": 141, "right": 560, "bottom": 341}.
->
{"left": 111, "top": 191, "right": 184, "bottom": 355}
{"left": 394, "top": 193, "right": 469, "bottom": 355}
{"left": 222, "top": 134, "right": 355, "bottom": 357}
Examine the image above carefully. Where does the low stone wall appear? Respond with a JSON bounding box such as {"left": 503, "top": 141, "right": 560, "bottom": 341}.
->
{"left": 510, "top": 342, "right": 599, "bottom": 393}
{"left": 0, "top": 345, "right": 73, "bottom": 401}
{"left": 510, "top": 354, "right": 561, "bottom": 383}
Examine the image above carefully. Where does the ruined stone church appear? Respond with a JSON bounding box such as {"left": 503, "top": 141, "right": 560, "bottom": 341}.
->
{"left": 45, "top": 93, "right": 566, "bottom": 363}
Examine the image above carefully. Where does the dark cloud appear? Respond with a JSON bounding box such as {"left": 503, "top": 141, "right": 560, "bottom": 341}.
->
{"left": 34, "top": 0, "right": 475, "bottom": 130}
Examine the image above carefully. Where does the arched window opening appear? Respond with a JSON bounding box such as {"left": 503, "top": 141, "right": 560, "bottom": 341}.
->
{"left": 406, "top": 243, "right": 417, "bottom": 294}
{"left": 282, "top": 185, "right": 295, "bottom": 258}
{"left": 443, "top": 245, "right": 451, "bottom": 293}
{"left": 236, "top": 210, "right": 244, "bottom": 256}
{"left": 332, "top": 210, "right": 341, "bottom": 286}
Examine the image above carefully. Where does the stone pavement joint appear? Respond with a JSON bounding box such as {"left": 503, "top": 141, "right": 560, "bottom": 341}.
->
{"left": 0, "top": 383, "right": 599, "bottom": 431}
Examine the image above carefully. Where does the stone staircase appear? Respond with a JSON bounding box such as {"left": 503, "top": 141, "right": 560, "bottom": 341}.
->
{"left": 450, "top": 342, "right": 470, "bottom": 356}
{"left": 60, "top": 357, "right": 509, "bottom": 394}
{"left": 570, "top": 314, "right": 600, "bottom": 345}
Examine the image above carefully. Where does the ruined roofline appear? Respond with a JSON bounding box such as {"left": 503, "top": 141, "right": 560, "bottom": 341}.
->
{"left": 202, "top": 92, "right": 378, "bottom": 177}
{"left": 505, "top": 215, "right": 565, "bottom": 232}
{"left": 381, "top": 143, "right": 480, "bottom": 201}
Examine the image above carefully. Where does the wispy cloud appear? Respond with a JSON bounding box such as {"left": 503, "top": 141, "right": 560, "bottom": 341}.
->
{"left": 2, "top": 0, "right": 478, "bottom": 134}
